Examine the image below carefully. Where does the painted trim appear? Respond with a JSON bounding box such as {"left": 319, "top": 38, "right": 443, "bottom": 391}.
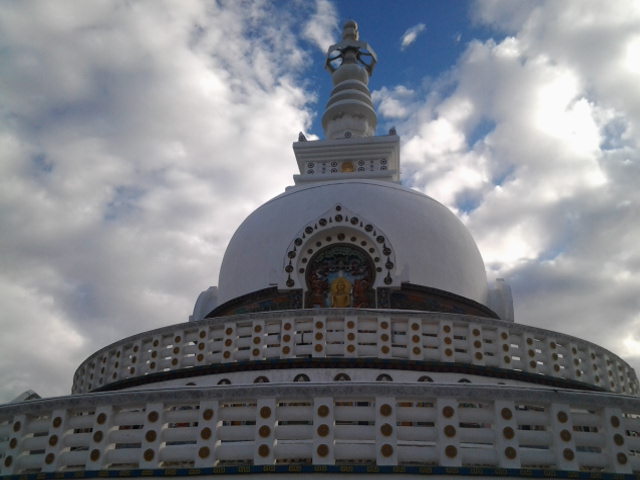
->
{"left": 1, "top": 464, "right": 638, "bottom": 480}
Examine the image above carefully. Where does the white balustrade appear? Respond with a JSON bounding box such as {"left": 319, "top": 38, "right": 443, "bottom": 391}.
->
{"left": 71, "top": 310, "right": 639, "bottom": 396}
{"left": 2, "top": 384, "right": 640, "bottom": 475}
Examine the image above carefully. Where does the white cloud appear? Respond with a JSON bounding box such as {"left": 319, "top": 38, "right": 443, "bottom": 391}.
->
{"left": 0, "top": 0, "right": 318, "bottom": 402}
{"left": 302, "top": 0, "right": 338, "bottom": 52}
{"left": 372, "top": 85, "right": 416, "bottom": 119}
{"left": 391, "top": 0, "right": 640, "bottom": 371}
{"left": 400, "top": 23, "right": 426, "bottom": 51}
{"left": 0, "top": 278, "right": 86, "bottom": 401}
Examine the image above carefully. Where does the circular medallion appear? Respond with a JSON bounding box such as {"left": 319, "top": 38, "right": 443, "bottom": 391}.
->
{"left": 203, "top": 409, "right": 214, "bottom": 420}
{"left": 317, "top": 405, "right": 330, "bottom": 417}
{"left": 260, "top": 406, "right": 271, "bottom": 419}
{"left": 199, "top": 447, "right": 210, "bottom": 459}
{"left": 143, "top": 449, "right": 154, "bottom": 461}
{"left": 379, "top": 404, "right": 393, "bottom": 416}
{"left": 504, "top": 447, "right": 517, "bottom": 459}
{"left": 381, "top": 444, "right": 393, "bottom": 457}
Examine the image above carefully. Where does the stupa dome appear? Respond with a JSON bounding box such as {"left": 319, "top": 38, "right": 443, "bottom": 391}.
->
{"left": 217, "top": 179, "right": 489, "bottom": 308}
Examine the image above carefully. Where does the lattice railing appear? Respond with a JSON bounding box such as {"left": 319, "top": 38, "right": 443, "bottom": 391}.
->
{"left": 2, "top": 385, "right": 640, "bottom": 475}
{"left": 71, "top": 310, "right": 639, "bottom": 395}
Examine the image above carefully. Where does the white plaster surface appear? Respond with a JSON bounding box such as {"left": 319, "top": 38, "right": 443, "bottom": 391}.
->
{"left": 218, "top": 180, "right": 489, "bottom": 306}
{"left": 189, "top": 286, "right": 218, "bottom": 322}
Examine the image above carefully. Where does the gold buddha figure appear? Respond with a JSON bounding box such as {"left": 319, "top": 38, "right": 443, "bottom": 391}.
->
{"left": 330, "top": 277, "right": 352, "bottom": 307}
{"left": 341, "top": 161, "right": 354, "bottom": 172}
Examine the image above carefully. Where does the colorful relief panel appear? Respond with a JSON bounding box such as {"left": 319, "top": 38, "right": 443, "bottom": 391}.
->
{"left": 378, "top": 284, "right": 498, "bottom": 318}
{"left": 208, "top": 287, "right": 303, "bottom": 317}
{"left": 305, "top": 243, "right": 376, "bottom": 308}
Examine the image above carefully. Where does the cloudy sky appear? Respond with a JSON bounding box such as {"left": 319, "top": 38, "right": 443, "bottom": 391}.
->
{"left": 1, "top": 0, "right": 639, "bottom": 402}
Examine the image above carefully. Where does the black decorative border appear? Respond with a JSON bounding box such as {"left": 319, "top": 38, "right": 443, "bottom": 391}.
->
{"left": 284, "top": 204, "right": 396, "bottom": 289}
{"left": 91, "top": 357, "right": 606, "bottom": 393}
{"left": 1, "top": 464, "right": 638, "bottom": 480}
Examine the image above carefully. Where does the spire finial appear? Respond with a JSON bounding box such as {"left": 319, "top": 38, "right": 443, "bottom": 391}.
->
{"left": 322, "top": 20, "right": 378, "bottom": 140}
{"left": 342, "top": 19, "right": 359, "bottom": 41}
{"left": 293, "top": 21, "right": 401, "bottom": 184}
{"left": 325, "top": 20, "right": 377, "bottom": 75}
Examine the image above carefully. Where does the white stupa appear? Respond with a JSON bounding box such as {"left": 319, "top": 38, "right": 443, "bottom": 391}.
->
{"left": 2, "top": 20, "right": 639, "bottom": 480}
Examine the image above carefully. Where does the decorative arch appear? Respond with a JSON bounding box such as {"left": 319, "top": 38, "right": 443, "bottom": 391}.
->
{"left": 282, "top": 204, "right": 397, "bottom": 304}
{"left": 305, "top": 243, "right": 376, "bottom": 308}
